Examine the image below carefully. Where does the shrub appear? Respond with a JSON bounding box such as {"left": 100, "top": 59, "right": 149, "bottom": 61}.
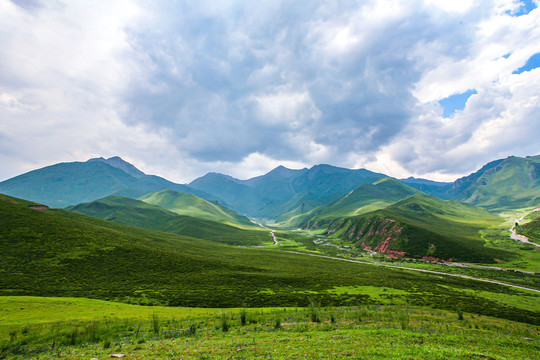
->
{"left": 308, "top": 298, "right": 321, "bottom": 323}
{"left": 240, "top": 308, "right": 247, "bottom": 326}
{"left": 151, "top": 313, "right": 160, "bottom": 334}
{"left": 221, "top": 313, "right": 230, "bottom": 332}
{"left": 274, "top": 317, "right": 281, "bottom": 330}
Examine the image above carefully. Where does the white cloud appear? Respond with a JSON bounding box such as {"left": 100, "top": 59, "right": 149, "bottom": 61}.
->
{"left": 0, "top": 0, "right": 539, "bottom": 184}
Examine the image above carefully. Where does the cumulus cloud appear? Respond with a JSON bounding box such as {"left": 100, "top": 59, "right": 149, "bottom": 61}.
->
{"left": 0, "top": 0, "right": 539, "bottom": 183}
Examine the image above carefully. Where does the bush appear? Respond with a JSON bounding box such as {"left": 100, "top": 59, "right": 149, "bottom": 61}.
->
{"left": 221, "top": 313, "right": 230, "bottom": 332}
{"left": 240, "top": 308, "right": 247, "bottom": 326}
{"left": 151, "top": 313, "right": 160, "bottom": 334}
{"left": 274, "top": 317, "right": 281, "bottom": 329}
{"left": 309, "top": 298, "right": 321, "bottom": 323}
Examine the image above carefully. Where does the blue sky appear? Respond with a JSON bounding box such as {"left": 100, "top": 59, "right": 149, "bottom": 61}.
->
{"left": 439, "top": 90, "right": 478, "bottom": 118}
{"left": 513, "top": 52, "right": 540, "bottom": 73}
{"left": 0, "top": 0, "right": 539, "bottom": 183}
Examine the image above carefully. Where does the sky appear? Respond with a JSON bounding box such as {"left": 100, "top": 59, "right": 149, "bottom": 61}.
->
{"left": 1, "top": 0, "right": 539, "bottom": 184}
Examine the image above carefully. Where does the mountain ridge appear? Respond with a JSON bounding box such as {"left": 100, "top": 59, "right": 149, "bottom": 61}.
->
{"left": 2, "top": 153, "right": 539, "bottom": 216}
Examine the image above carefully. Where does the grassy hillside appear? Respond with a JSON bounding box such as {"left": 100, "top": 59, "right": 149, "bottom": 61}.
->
{"left": 518, "top": 217, "right": 540, "bottom": 245}
{"left": 67, "top": 195, "right": 270, "bottom": 246}
{"left": 0, "top": 159, "right": 215, "bottom": 208}
{"left": 1, "top": 298, "right": 538, "bottom": 359}
{"left": 449, "top": 154, "right": 540, "bottom": 210}
{"left": 327, "top": 193, "right": 512, "bottom": 263}
{"left": 282, "top": 178, "right": 418, "bottom": 228}
{"left": 1, "top": 194, "right": 538, "bottom": 325}
{"left": 140, "top": 189, "right": 252, "bottom": 226}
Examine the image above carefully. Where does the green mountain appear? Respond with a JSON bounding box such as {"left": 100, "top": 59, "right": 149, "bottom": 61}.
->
{"left": 282, "top": 177, "right": 419, "bottom": 228}
{"left": 1, "top": 193, "right": 537, "bottom": 324}
{"left": 140, "top": 189, "right": 252, "bottom": 226}
{"left": 67, "top": 195, "right": 268, "bottom": 246}
{"left": 0, "top": 157, "right": 215, "bottom": 208}
{"left": 326, "top": 193, "right": 511, "bottom": 263}
{"left": 447, "top": 155, "right": 540, "bottom": 210}
{"left": 189, "top": 164, "right": 385, "bottom": 219}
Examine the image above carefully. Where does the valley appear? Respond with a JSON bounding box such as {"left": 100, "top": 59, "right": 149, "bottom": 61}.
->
{"left": 0, "top": 154, "right": 539, "bottom": 358}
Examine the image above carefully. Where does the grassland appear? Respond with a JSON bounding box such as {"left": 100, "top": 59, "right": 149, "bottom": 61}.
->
{"left": 2, "top": 194, "right": 539, "bottom": 326}
{"left": 0, "top": 297, "right": 538, "bottom": 359}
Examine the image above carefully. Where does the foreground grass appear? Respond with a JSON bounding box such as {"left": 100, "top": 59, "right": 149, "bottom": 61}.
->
{"left": 0, "top": 297, "right": 538, "bottom": 359}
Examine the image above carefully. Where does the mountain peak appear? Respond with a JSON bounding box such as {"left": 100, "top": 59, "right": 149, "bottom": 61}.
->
{"left": 87, "top": 156, "right": 145, "bottom": 177}
{"left": 265, "top": 165, "right": 300, "bottom": 178}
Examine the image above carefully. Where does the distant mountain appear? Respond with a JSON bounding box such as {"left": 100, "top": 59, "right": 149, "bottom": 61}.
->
{"left": 447, "top": 155, "right": 540, "bottom": 210}
{"left": 2, "top": 153, "right": 538, "bottom": 216}
{"left": 67, "top": 195, "right": 269, "bottom": 246}
{"left": 285, "top": 177, "right": 419, "bottom": 229}
{"left": 326, "top": 193, "right": 512, "bottom": 263}
{"left": 0, "top": 157, "right": 216, "bottom": 208}
{"left": 139, "top": 189, "right": 253, "bottom": 226}
{"left": 190, "top": 164, "right": 385, "bottom": 219}
{"left": 400, "top": 177, "right": 452, "bottom": 199}
{"left": 188, "top": 173, "right": 262, "bottom": 215}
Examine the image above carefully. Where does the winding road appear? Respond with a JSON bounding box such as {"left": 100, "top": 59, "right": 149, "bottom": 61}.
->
{"left": 285, "top": 250, "right": 540, "bottom": 294}
{"left": 510, "top": 209, "right": 540, "bottom": 248}
{"left": 252, "top": 220, "right": 278, "bottom": 245}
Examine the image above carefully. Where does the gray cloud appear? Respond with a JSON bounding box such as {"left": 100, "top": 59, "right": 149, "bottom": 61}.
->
{"left": 123, "top": 1, "right": 453, "bottom": 165}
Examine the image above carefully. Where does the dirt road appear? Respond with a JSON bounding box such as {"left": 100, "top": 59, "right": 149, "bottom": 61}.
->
{"left": 285, "top": 251, "right": 540, "bottom": 294}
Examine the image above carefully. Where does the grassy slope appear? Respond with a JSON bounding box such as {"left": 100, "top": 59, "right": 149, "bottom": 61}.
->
{"left": 282, "top": 178, "right": 419, "bottom": 228}
{"left": 327, "top": 193, "right": 512, "bottom": 262}
{"left": 1, "top": 194, "right": 538, "bottom": 324}
{"left": 1, "top": 298, "right": 538, "bottom": 360}
{"left": 450, "top": 155, "right": 540, "bottom": 210}
{"left": 140, "top": 189, "right": 252, "bottom": 226}
{"left": 518, "top": 217, "right": 540, "bottom": 245}
{"left": 66, "top": 195, "right": 270, "bottom": 246}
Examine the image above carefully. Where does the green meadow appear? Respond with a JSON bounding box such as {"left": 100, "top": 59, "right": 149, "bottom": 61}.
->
{"left": 1, "top": 297, "right": 538, "bottom": 359}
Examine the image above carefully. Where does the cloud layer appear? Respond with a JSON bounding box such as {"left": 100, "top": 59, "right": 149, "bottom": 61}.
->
{"left": 0, "top": 0, "right": 538, "bottom": 182}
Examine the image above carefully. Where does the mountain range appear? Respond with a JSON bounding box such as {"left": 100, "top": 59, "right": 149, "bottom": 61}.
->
{"left": 1, "top": 154, "right": 538, "bottom": 219}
